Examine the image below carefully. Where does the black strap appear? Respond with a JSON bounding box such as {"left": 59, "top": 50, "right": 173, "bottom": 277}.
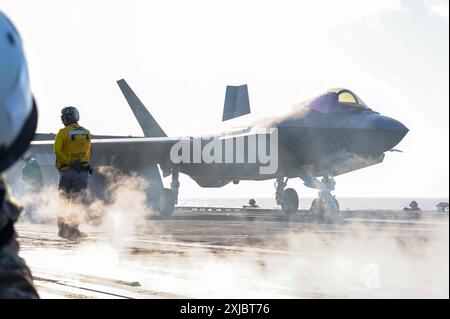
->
{"left": 0, "top": 220, "right": 14, "bottom": 249}
{"left": 0, "top": 179, "right": 18, "bottom": 248}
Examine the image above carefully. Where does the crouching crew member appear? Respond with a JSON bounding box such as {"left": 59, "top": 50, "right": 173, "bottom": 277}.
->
{"left": 0, "top": 11, "right": 39, "bottom": 298}
{"left": 54, "top": 106, "right": 92, "bottom": 241}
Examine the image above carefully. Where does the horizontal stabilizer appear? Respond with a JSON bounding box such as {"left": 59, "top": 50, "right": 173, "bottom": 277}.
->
{"left": 117, "top": 79, "right": 167, "bottom": 137}
{"left": 222, "top": 84, "right": 250, "bottom": 121}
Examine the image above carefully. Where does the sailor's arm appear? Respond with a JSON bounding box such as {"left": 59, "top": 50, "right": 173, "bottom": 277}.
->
{"left": 87, "top": 131, "right": 92, "bottom": 161}
{"left": 53, "top": 130, "right": 70, "bottom": 164}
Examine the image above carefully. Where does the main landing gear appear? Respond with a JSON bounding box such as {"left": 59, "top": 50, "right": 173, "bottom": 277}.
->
{"left": 275, "top": 177, "right": 299, "bottom": 215}
{"left": 158, "top": 170, "right": 179, "bottom": 217}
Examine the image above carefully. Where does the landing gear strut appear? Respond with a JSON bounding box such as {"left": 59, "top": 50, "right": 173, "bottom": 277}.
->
{"left": 310, "top": 175, "right": 341, "bottom": 223}
{"left": 275, "top": 177, "right": 299, "bottom": 215}
{"left": 158, "top": 169, "right": 179, "bottom": 217}
{"left": 170, "top": 170, "right": 180, "bottom": 205}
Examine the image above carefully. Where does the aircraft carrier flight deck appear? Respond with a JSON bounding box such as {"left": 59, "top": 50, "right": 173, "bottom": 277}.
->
{"left": 16, "top": 207, "right": 449, "bottom": 299}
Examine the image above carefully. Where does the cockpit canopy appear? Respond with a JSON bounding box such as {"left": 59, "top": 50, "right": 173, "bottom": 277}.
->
{"left": 307, "top": 88, "right": 369, "bottom": 114}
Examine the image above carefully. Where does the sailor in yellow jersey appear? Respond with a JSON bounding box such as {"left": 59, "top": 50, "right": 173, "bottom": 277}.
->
{"left": 54, "top": 106, "right": 93, "bottom": 241}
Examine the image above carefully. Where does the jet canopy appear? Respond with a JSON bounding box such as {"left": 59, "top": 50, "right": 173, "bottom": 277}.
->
{"left": 307, "top": 88, "right": 369, "bottom": 114}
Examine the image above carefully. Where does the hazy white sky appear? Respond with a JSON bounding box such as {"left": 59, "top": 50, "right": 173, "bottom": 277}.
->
{"left": 2, "top": 0, "right": 449, "bottom": 198}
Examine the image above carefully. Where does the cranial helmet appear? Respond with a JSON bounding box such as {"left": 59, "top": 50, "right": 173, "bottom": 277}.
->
{"left": 21, "top": 150, "right": 32, "bottom": 161}
{"left": 0, "top": 11, "right": 38, "bottom": 173}
{"left": 61, "top": 106, "right": 80, "bottom": 126}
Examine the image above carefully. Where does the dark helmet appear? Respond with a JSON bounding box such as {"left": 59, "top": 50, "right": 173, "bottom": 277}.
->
{"left": 249, "top": 198, "right": 256, "bottom": 206}
{"left": 61, "top": 106, "right": 79, "bottom": 126}
{"left": 0, "top": 11, "right": 38, "bottom": 173}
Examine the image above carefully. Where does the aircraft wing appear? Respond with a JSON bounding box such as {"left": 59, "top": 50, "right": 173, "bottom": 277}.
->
{"left": 29, "top": 137, "right": 182, "bottom": 170}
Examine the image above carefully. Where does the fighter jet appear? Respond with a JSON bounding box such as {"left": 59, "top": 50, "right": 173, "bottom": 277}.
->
{"left": 26, "top": 81, "right": 408, "bottom": 221}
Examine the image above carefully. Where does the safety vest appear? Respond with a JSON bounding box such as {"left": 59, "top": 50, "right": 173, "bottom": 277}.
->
{"left": 54, "top": 123, "right": 91, "bottom": 171}
{"left": 22, "top": 158, "right": 43, "bottom": 187}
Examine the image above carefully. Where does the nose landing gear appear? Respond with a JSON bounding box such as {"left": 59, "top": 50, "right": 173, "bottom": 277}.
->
{"left": 275, "top": 177, "right": 299, "bottom": 215}
{"left": 309, "top": 175, "right": 341, "bottom": 223}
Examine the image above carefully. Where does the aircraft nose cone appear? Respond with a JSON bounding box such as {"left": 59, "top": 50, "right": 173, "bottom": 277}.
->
{"left": 373, "top": 115, "right": 409, "bottom": 151}
{"left": 374, "top": 115, "right": 408, "bottom": 131}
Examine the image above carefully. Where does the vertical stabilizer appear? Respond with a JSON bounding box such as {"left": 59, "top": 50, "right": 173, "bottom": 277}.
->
{"left": 117, "top": 79, "right": 167, "bottom": 137}
{"left": 222, "top": 84, "right": 251, "bottom": 121}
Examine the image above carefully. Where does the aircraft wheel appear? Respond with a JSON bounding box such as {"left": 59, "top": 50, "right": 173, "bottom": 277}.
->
{"left": 158, "top": 188, "right": 176, "bottom": 217}
{"left": 323, "top": 196, "right": 340, "bottom": 224}
{"left": 311, "top": 196, "right": 340, "bottom": 223}
{"left": 310, "top": 198, "right": 325, "bottom": 222}
{"left": 281, "top": 188, "right": 299, "bottom": 215}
